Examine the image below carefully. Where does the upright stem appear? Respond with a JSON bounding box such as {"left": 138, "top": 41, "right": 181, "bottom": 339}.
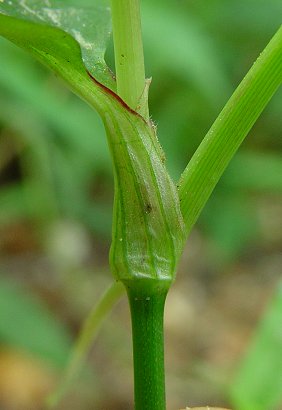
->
{"left": 110, "top": 2, "right": 166, "bottom": 408}
{"left": 126, "top": 284, "right": 168, "bottom": 410}
{"left": 110, "top": 0, "right": 148, "bottom": 115}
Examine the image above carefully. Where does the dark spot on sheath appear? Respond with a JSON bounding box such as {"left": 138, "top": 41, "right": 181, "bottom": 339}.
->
{"left": 145, "top": 204, "right": 152, "bottom": 213}
{"left": 121, "top": 54, "right": 125, "bottom": 57}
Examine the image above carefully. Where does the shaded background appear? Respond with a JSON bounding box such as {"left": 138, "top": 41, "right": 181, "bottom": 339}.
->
{"left": 0, "top": 0, "right": 281, "bottom": 409}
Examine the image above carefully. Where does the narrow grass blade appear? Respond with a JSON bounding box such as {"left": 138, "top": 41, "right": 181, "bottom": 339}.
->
{"left": 46, "top": 281, "right": 124, "bottom": 408}
{"left": 178, "top": 26, "right": 282, "bottom": 235}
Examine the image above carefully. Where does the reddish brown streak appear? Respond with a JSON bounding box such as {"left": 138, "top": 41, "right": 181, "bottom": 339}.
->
{"left": 86, "top": 70, "right": 145, "bottom": 122}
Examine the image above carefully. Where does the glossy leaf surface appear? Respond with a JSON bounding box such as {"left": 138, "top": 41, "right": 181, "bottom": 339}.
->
{"left": 0, "top": 0, "right": 115, "bottom": 89}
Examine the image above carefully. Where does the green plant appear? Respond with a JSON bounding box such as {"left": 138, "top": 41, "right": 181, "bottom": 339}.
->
{"left": 0, "top": 1, "right": 281, "bottom": 409}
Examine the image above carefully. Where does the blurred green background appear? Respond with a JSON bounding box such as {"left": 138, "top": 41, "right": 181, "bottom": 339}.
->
{"left": 0, "top": 0, "right": 281, "bottom": 409}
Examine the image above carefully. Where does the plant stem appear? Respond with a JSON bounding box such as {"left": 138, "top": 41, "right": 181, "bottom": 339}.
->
{"left": 126, "top": 283, "right": 168, "bottom": 410}
{"left": 110, "top": 0, "right": 148, "bottom": 115}
{"left": 178, "top": 26, "right": 282, "bottom": 235}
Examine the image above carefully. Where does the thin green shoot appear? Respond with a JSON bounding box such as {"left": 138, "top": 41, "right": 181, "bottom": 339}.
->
{"left": 46, "top": 281, "right": 124, "bottom": 408}
{"left": 110, "top": 0, "right": 148, "bottom": 118}
{"left": 179, "top": 26, "right": 282, "bottom": 234}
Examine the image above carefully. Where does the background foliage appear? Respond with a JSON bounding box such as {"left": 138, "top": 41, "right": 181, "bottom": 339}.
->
{"left": 0, "top": 0, "right": 281, "bottom": 409}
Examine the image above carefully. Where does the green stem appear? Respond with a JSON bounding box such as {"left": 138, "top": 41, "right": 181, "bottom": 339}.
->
{"left": 126, "top": 283, "right": 168, "bottom": 410}
{"left": 110, "top": 0, "right": 148, "bottom": 116}
{"left": 178, "top": 26, "right": 282, "bottom": 235}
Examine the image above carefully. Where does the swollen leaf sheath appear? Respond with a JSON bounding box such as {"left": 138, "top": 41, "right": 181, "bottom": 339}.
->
{"left": 102, "top": 109, "right": 185, "bottom": 285}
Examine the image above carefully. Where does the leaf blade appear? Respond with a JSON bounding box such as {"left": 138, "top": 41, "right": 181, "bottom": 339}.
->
{"left": 0, "top": 0, "right": 115, "bottom": 89}
{"left": 0, "top": 13, "right": 115, "bottom": 117}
